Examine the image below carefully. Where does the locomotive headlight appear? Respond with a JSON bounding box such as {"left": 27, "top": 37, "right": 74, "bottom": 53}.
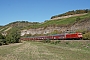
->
{"left": 78, "top": 34, "right": 82, "bottom": 37}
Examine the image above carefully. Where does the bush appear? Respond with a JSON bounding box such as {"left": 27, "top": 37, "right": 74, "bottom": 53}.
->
{"left": 0, "top": 39, "right": 3, "bottom": 46}
{"left": 50, "top": 40, "right": 61, "bottom": 45}
{"left": 43, "top": 39, "right": 51, "bottom": 43}
{"left": 65, "top": 42, "right": 69, "bottom": 44}
{"left": 46, "top": 39, "right": 51, "bottom": 43}
{"left": 4, "top": 41, "right": 9, "bottom": 45}
{"left": 50, "top": 41, "right": 55, "bottom": 44}
{"left": 3, "top": 40, "right": 9, "bottom": 45}
{"left": 0, "top": 42, "right": 3, "bottom": 46}
{"left": 83, "top": 32, "right": 90, "bottom": 40}
{"left": 6, "top": 27, "right": 21, "bottom": 43}
{"left": 54, "top": 41, "right": 61, "bottom": 45}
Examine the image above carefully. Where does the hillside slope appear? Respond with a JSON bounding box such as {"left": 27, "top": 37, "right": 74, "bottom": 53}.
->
{"left": 0, "top": 12, "right": 90, "bottom": 36}
{"left": 21, "top": 13, "right": 90, "bottom": 36}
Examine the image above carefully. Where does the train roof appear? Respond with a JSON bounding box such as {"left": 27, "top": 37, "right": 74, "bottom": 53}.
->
{"left": 51, "top": 34, "right": 65, "bottom": 36}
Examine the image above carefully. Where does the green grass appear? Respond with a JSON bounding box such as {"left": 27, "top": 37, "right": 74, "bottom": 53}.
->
{"left": 29, "top": 13, "right": 90, "bottom": 29}
{"left": 0, "top": 40, "right": 90, "bottom": 60}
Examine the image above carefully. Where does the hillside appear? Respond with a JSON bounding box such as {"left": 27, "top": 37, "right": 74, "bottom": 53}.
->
{"left": 51, "top": 9, "right": 90, "bottom": 19}
{"left": 0, "top": 10, "right": 90, "bottom": 37}
{"left": 50, "top": 13, "right": 87, "bottom": 20}
{"left": 21, "top": 13, "right": 90, "bottom": 36}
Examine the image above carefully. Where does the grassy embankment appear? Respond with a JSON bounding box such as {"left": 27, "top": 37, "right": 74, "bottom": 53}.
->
{"left": 0, "top": 41, "right": 90, "bottom": 60}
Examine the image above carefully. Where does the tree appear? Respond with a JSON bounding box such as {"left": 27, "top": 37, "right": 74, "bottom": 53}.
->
{"left": 6, "top": 28, "right": 21, "bottom": 43}
{"left": 0, "top": 33, "right": 4, "bottom": 39}
{"left": 0, "top": 33, "right": 7, "bottom": 45}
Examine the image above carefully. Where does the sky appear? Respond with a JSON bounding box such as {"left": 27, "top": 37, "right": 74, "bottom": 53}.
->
{"left": 0, "top": 0, "right": 90, "bottom": 25}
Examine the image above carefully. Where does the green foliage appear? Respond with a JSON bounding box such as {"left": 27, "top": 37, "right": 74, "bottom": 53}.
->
{"left": 0, "top": 42, "right": 3, "bottom": 46}
{"left": 0, "top": 33, "right": 6, "bottom": 46}
{"left": 50, "top": 30, "right": 59, "bottom": 35}
{"left": 6, "top": 28, "right": 21, "bottom": 43}
{"left": 76, "top": 29, "right": 87, "bottom": 34}
{"left": 51, "top": 40, "right": 61, "bottom": 45}
{"left": 41, "top": 13, "right": 90, "bottom": 28}
{"left": 65, "top": 42, "right": 69, "bottom": 44}
{"left": 0, "top": 33, "right": 4, "bottom": 39}
{"left": 0, "top": 39, "right": 9, "bottom": 45}
{"left": 0, "top": 39, "right": 3, "bottom": 46}
{"left": 76, "top": 17, "right": 81, "bottom": 22}
{"left": 4, "top": 40, "right": 9, "bottom": 45}
{"left": 51, "top": 9, "right": 90, "bottom": 19}
{"left": 8, "top": 21, "right": 41, "bottom": 29}
{"left": 43, "top": 39, "right": 51, "bottom": 43}
{"left": 50, "top": 41, "right": 55, "bottom": 44}
{"left": 43, "top": 40, "right": 61, "bottom": 45}
{"left": 83, "top": 32, "right": 90, "bottom": 40}
{"left": 55, "top": 40, "right": 61, "bottom": 44}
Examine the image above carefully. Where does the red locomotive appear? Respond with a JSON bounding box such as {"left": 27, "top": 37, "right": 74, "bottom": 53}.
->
{"left": 21, "top": 32, "right": 83, "bottom": 41}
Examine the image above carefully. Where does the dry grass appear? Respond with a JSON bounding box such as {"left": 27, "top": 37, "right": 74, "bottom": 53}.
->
{"left": 0, "top": 41, "right": 90, "bottom": 60}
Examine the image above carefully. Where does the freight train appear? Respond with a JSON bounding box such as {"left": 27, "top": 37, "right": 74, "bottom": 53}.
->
{"left": 21, "top": 32, "right": 83, "bottom": 41}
